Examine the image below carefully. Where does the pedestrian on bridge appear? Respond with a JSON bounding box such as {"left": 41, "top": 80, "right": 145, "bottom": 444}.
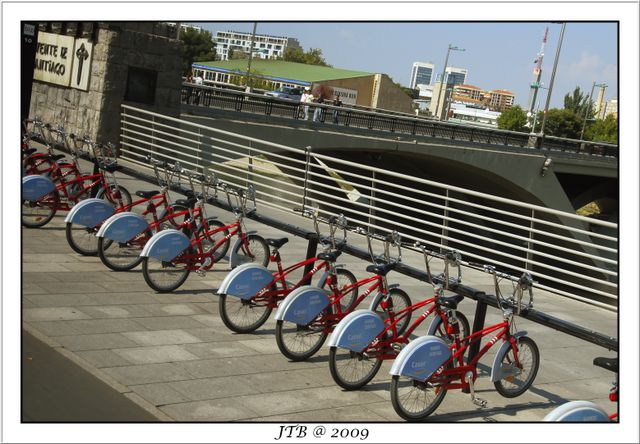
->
{"left": 332, "top": 94, "right": 343, "bottom": 124}
{"left": 313, "top": 93, "right": 325, "bottom": 122}
{"left": 300, "top": 87, "right": 313, "bottom": 120}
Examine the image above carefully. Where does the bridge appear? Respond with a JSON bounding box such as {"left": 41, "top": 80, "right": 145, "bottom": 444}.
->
{"left": 179, "top": 84, "right": 619, "bottom": 225}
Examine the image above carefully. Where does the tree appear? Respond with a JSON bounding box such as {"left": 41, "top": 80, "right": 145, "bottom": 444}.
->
{"left": 497, "top": 105, "right": 528, "bottom": 132}
{"left": 564, "top": 86, "right": 593, "bottom": 118}
{"left": 585, "top": 114, "right": 618, "bottom": 144}
{"left": 180, "top": 28, "right": 216, "bottom": 75}
{"left": 281, "top": 47, "right": 332, "bottom": 67}
{"left": 542, "top": 108, "right": 583, "bottom": 139}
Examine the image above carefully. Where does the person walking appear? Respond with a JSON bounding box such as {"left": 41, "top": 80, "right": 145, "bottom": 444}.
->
{"left": 300, "top": 87, "right": 313, "bottom": 120}
{"left": 313, "top": 92, "right": 324, "bottom": 122}
{"left": 332, "top": 94, "right": 343, "bottom": 124}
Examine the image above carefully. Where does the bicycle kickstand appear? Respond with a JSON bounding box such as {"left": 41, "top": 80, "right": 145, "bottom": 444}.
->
{"left": 465, "top": 371, "right": 488, "bottom": 408}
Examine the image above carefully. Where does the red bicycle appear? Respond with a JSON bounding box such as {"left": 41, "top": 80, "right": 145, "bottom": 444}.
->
{"left": 389, "top": 264, "right": 540, "bottom": 421}
{"left": 22, "top": 133, "right": 131, "bottom": 229}
{"left": 96, "top": 157, "right": 196, "bottom": 270}
{"left": 141, "top": 175, "right": 269, "bottom": 293}
{"left": 328, "top": 243, "right": 470, "bottom": 390}
{"left": 273, "top": 228, "right": 413, "bottom": 361}
{"left": 219, "top": 210, "right": 358, "bottom": 334}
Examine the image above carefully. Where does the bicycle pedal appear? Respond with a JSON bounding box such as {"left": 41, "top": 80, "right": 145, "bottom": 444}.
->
{"left": 195, "top": 270, "right": 207, "bottom": 277}
{"left": 472, "top": 397, "right": 488, "bottom": 408}
{"left": 391, "top": 343, "right": 404, "bottom": 353}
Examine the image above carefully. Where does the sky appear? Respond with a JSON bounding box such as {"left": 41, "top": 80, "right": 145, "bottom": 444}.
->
{"left": 194, "top": 22, "right": 617, "bottom": 110}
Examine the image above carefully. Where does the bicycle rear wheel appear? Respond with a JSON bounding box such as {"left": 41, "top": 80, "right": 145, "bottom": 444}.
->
{"left": 231, "top": 234, "right": 269, "bottom": 267}
{"left": 65, "top": 222, "right": 100, "bottom": 256}
{"left": 390, "top": 368, "right": 449, "bottom": 421}
{"left": 98, "top": 233, "right": 148, "bottom": 271}
{"left": 328, "top": 346, "right": 382, "bottom": 390}
{"left": 275, "top": 310, "right": 330, "bottom": 362}
{"left": 218, "top": 293, "right": 272, "bottom": 333}
{"left": 493, "top": 336, "right": 540, "bottom": 398}
{"left": 141, "top": 250, "right": 192, "bottom": 293}
{"left": 22, "top": 190, "right": 59, "bottom": 228}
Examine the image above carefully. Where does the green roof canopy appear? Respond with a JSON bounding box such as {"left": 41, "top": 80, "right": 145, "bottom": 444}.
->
{"left": 194, "top": 59, "right": 372, "bottom": 83}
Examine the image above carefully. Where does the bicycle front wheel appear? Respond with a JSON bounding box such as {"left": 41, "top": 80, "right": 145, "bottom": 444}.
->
{"left": 98, "top": 233, "right": 148, "bottom": 271}
{"left": 390, "top": 370, "right": 449, "bottom": 421}
{"left": 141, "top": 253, "right": 191, "bottom": 293}
{"left": 493, "top": 335, "right": 540, "bottom": 398}
{"left": 429, "top": 311, "right": 471, "bottom": 347}
{"left": 65, "top": 222, "right": 100, "bottom": 256}
{"left": 373, "top": 287, "right": 412, "bottom": 336}
{"left": 329, "top": 268, "right": 358, "bottom": 312}
{"left": 231, "top": 234, "right": 269, "bottom": 267}
{"left": 328, "top": 346, "right": 382, "bottom": 390}
{"left": 22, "top": 190, "right": 59, "bottom": 228}
{"left": 218, "top": 293, "right": 272, "bottom": 333}
{"left": 196, "top": 218, "right": 230, "bottom": 263}
{"left": 97, "top": 184, "right": 132, "bottom": 210}
{"left": 275, "top": 310, "right": 329, "bottom": 362}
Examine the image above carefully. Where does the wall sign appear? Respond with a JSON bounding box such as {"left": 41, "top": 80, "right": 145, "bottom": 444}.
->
{"left": 33, "top": 32, "right": 75, "bottom": 87}
{"left": 70, "top": 39, "right": 93, "bottom": 91}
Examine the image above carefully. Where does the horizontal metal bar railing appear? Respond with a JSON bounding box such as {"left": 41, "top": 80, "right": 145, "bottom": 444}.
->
{"left": 120, "top": 105, "right": 618, "bottom": 310}
{"left": 180, "top": 84, "right": 619, "bottom": 158}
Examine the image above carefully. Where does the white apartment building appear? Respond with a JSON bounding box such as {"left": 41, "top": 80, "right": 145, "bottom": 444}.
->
{"left": 215, "top": 30, "right": 301, "bottom": 61}
{"left": 444, "top": 67, "right": 468, "bottom": 86}
{"left": 598, "top": 99, "right": 618, "bottom": 119}
{"left": 409, "top": 62, "right": 435, "bottom": 89}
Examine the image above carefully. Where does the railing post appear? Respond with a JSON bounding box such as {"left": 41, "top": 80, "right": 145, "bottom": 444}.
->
{"left": 301, "top": 146, "right": 311, "bottom": 209}
{"left": 526, "top": 209, "right": 535, "bottom": 271}
{"left": 441, "top": 189, "right": 450, "bottom": 250}
{"left": 369, "top": 171, "right": 376, "bottom": 228}
{"left": 411, "top": 119, "right": 417, "bottom": 136}
{"left": 465, "top": 299, "right": 488, "bottom": 391}
{"left": 301, "top": 236, "right": 319, "bottom": 286}
{"left": 247, "top": 143, "right": 253, "bottom": 188}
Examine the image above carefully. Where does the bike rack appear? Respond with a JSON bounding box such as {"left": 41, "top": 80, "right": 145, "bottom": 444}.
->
{"left": 45, "top": 137, "right": 619, "bottom": 353}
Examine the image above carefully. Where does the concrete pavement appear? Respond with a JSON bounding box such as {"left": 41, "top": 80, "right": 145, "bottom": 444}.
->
{"left": 21, "top": 164, "right": 618, "bottom": 422}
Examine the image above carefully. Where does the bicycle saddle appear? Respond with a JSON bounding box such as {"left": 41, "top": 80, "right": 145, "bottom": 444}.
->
{"left": 317, "top": 250, "right": 342, "bottom": 262}
{"left": 436, "top": 294, "right": 465, "bottom": 310}
{"left": 23, "top": 148, "right": 38, "bottom": 156}
{"left": 135, "top": 190, "right": 159, "bottom": 199}
{"left": 175, "top": 197, "right": 198, "bottom": 208}
{"left": 266, "top": 237, "right": 288, "bottom": 249}
{"left": 365, "top": 261, "right": 397, "bottom": 276}
{"left": 593, "top": 357, "right": 618, "bottom": 373}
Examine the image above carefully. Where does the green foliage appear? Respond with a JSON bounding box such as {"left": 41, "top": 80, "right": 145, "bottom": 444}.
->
{"left": 180, "top": 28, "right": 216, "bottom": 75}
{"left": 542, "top": 108, "right": 583, "bottom": 139}
{"left": 585, "top": 114, "right": 618, "bottom": 144}
{"left": 563, "top": 86, "right": 592, "bottom": 118}
{"left": 281, "top": 47, "right": 332, "bottom": 67}
{"left": 497, "top": 105, "right": 528, "bottom": 132}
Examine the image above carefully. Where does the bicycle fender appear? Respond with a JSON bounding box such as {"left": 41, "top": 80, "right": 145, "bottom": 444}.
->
{"left": 217, "top": 263, "right": 273, "bottom": 299}
{"left": 228, "top": 231, "right": 259, "bottom": 269}
{"left": 140, "top": 229, "right": 190, "bottom": 261}
{"left": 389, "top": 335, "right": 451, "bottom": 380}
{"left": 543, "top": 400, "right": 609, "bottom": 422}
{"left": 21, "top": 175, "right": 56, "bottom": 201}
{"left": 426, "top": 315, "right": 444, "bottom": 336}
{"left": 366, "top": 284, "right": 400, "bottom": 311}
{"left": 490, "top": 331, "right": 529, "bottom": 382}
{"left": 274, "top": 286, "right": 330, "bottom": 324}
{"left": 96, "top": 212, "right": 148, "bottom": 242}
{"left": 326, "top": 310, "right": 385, "bottom": 352}
{"left": 64, "top": 198, "right": 116, "bottom": 228}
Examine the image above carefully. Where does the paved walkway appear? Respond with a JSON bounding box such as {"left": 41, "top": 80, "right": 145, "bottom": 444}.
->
{"left": 21, "top": 163, "right": 618, "bottom": 423}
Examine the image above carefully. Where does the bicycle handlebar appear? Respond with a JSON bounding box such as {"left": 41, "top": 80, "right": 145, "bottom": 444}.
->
{"left": 468, "top": 261, "right": 535, "bottom": 314}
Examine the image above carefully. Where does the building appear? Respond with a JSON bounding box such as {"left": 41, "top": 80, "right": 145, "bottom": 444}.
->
{"left": 452, "top": 84, "right": 484, "bottom": 105}
{"left": 448, "top": 103, "right": 501, "bottom": 127}
{"left": 437, "top": 67, "right": 468, "bottom": 86}
{"left": 486, "top": 89, "right": 515, "bottom": 111}
{"left": 598, "top": 99, "right": 618, "bottom": 119}
{"left": 214, "top": 30, "right": 301, "bottom": 61}
{"left": 409, "top": 62, "right": 435, "bottom": 89}
{"left": 191, "top": 59, "right": 414, "bottom": 113}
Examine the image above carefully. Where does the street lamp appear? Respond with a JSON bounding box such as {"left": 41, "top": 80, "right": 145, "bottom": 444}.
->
{"left": 580, "top": 81, "right": 606, "bottom": 140}
{"left": 437, "top": 44, "right": 465, "bottom": 121}
{"left": 539, "top": 22, "right": 566, "bottom": 139}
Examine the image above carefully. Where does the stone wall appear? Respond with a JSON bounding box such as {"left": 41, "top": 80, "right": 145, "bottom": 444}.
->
{"left": 28, "top": 22, "right": 182, "bottom": 148}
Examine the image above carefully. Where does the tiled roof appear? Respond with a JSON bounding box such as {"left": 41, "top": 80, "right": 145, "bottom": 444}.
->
{"left": 193, "top": 59, "right": 372, "bottom": 83}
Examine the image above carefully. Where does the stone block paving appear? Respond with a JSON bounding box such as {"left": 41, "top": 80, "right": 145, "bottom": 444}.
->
{"left": 22, "top": 164, "right": 618, "bottom": 422}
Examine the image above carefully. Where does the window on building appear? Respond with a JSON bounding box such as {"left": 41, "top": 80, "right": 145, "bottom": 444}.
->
{"left": 124, "top": 66, "right": 157, "bottom": 105}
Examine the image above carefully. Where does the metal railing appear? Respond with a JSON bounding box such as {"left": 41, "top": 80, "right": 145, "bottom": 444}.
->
{"left": 180, "top": 83, "right": 619, "bottom": 158}
{"left": 120, "top": 104, "right": 618, "bottom": 312}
